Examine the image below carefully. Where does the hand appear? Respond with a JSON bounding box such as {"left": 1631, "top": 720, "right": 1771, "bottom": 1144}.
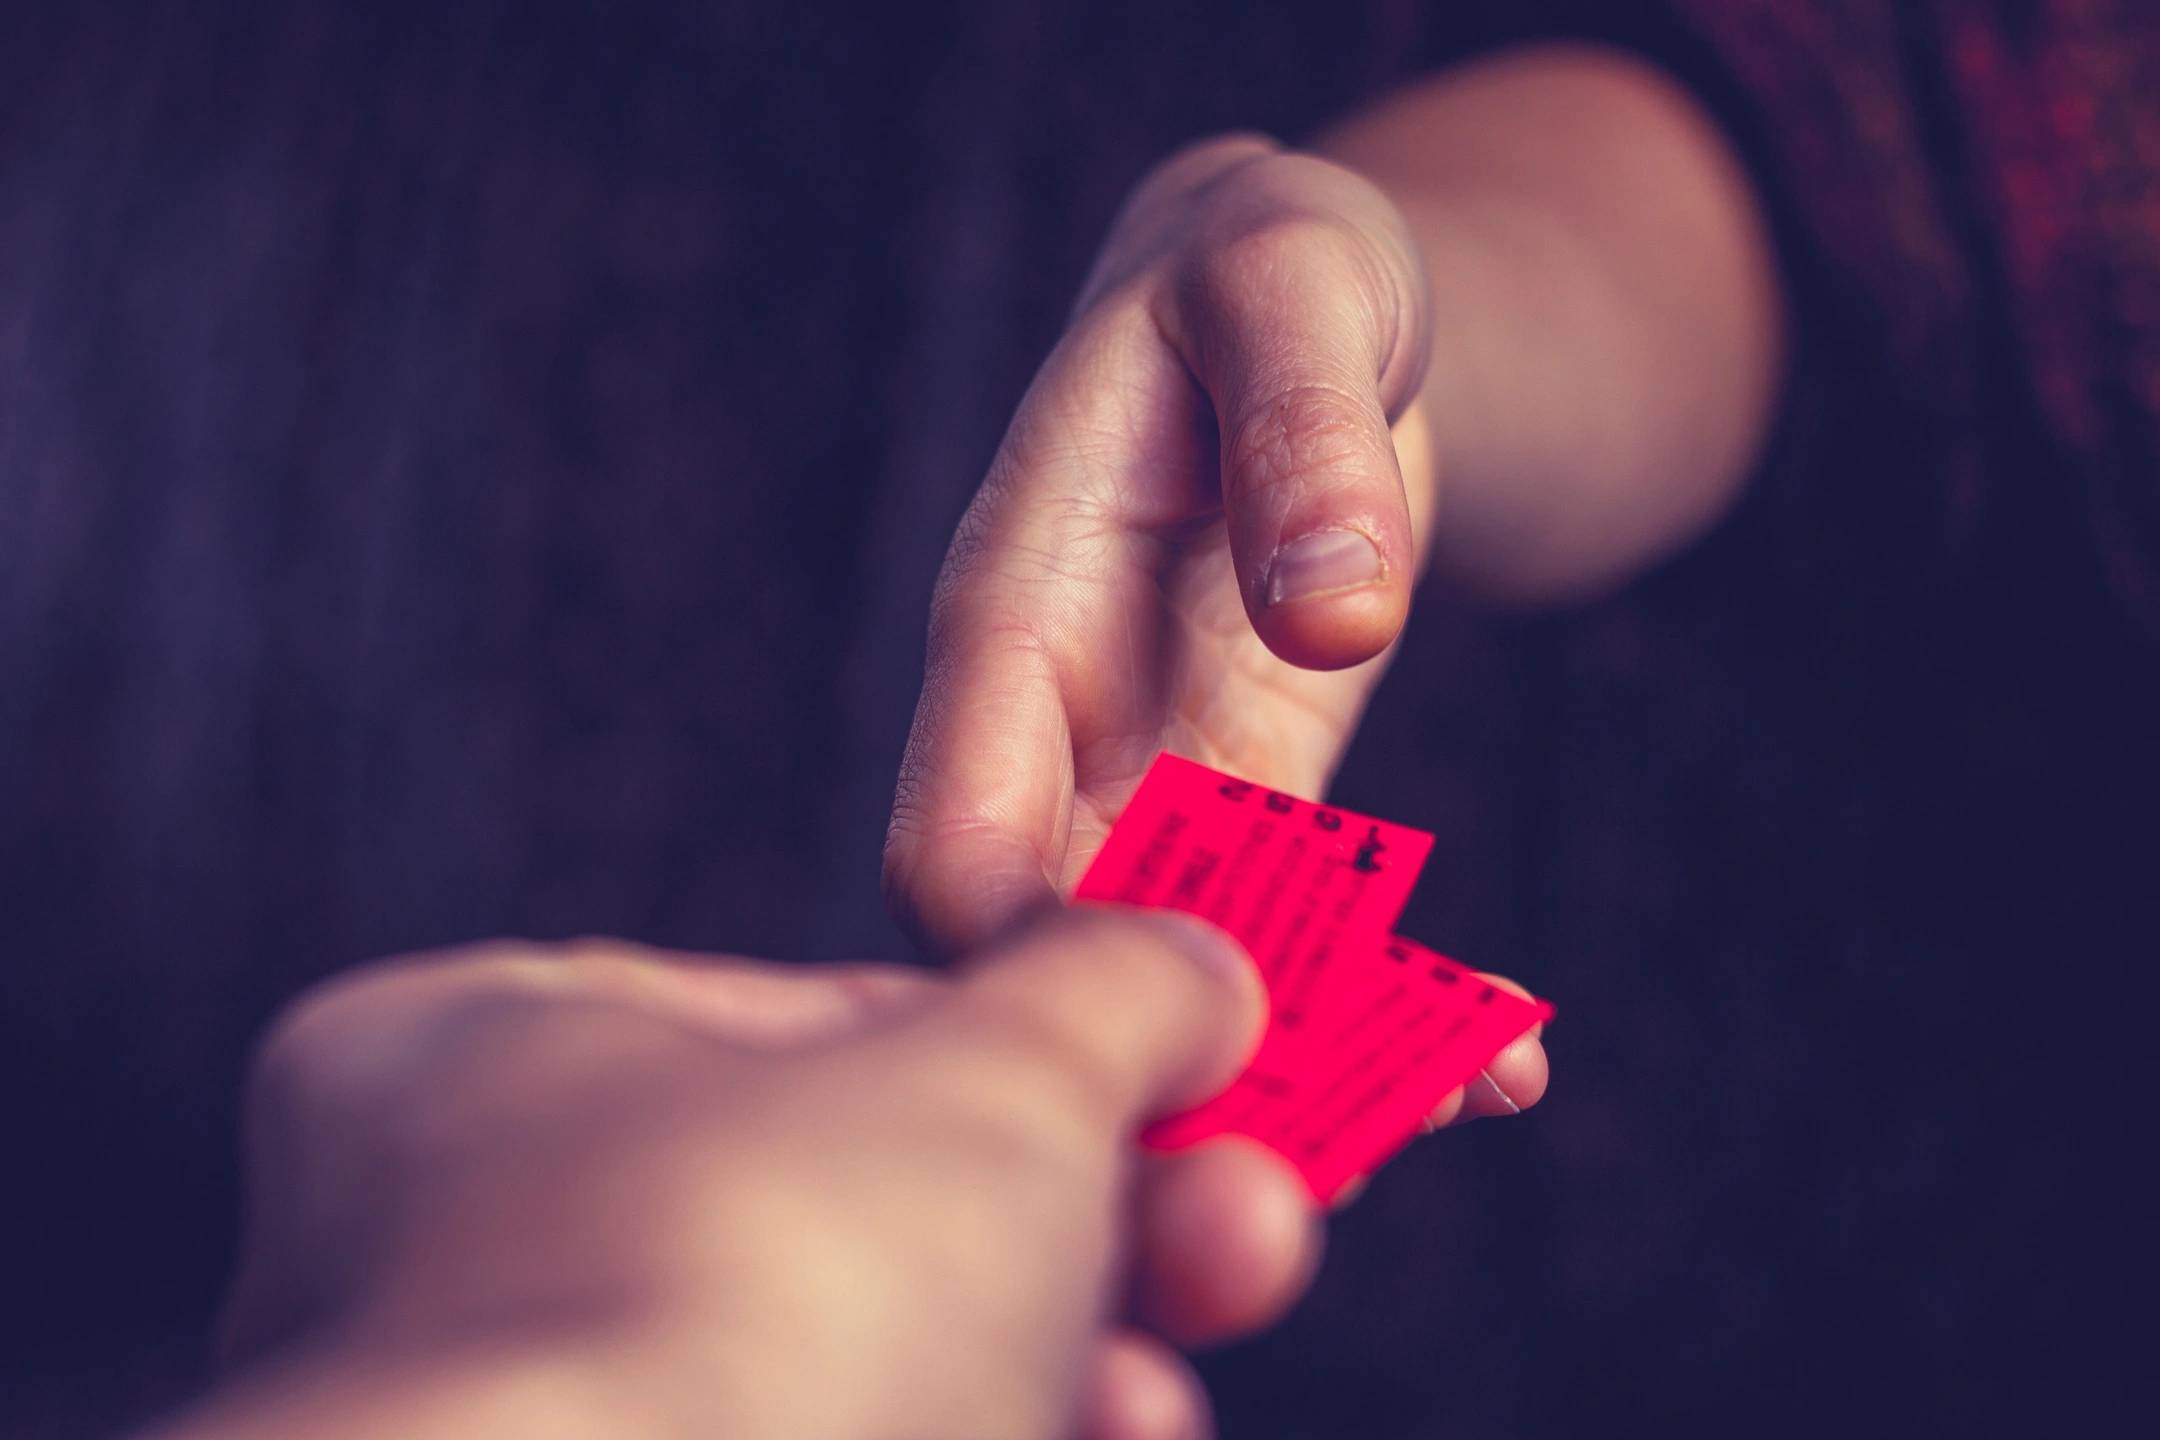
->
{"left": 886, "top": 135, "right": 1438, "bottom": 958}
{"left": 882, "top": 133, "right": 1544, "bottom": 1213}
{"left": 170, "top": 908, "right": 1318, "bottom": 1440}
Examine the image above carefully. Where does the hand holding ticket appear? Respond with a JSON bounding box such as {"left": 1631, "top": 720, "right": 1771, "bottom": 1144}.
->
{"left": 1076, "top": 752, "right": 1554, "bottom": 1201}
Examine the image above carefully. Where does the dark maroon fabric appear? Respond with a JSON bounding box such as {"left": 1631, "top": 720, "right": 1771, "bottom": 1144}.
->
{"left": 2, "top": 1, "right": 2154, "bottom": 1434}
{"left": 1669, "top": 0, "right": 2160, "bottom": 626}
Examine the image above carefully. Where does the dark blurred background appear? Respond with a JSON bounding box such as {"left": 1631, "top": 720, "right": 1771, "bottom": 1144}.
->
{"left": 3, "top": 1, "right": 2153, "bottom": 1434}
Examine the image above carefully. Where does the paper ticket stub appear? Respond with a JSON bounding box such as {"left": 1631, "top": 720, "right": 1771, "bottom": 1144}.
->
{"left": 1075, "top": 752, "right": 1553, "bottom": 1203}
{"left": 1073, "top": 752, "right": 1433, "bottom": 1033}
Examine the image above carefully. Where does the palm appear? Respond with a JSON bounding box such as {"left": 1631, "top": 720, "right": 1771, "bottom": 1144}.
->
{"left": 1061, "top": 526, "right": 1394, "bottom": 888}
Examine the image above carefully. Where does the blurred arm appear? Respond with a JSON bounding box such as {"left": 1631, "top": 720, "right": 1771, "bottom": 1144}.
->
{"left": 1319, "top": 44, "right": 1785, "bottom": 602}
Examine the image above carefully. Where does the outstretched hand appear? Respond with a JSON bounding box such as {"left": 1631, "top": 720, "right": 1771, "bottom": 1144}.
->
{"left": 169, "top": 904, "right": 1543, "bottom": 1440}
{"left": 173, "top": 910, "right": 1308, "bottom": 1440}
{"left": 886, "top": 135, "right": 1440, "bottom": 959}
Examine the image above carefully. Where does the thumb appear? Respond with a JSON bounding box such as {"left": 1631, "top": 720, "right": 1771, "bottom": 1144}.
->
{"left": 946, "top": 904, "right": 1266, "bottom": 1126}
{"left": 1162, "top": 156, "right": 1430, "bottom": 670}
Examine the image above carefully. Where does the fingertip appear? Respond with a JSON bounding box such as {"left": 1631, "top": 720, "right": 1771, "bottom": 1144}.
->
{"left": 1125, "top": 908, "right": 1268, "bottom": 1070}
{"left": 1133, "top": 1140, "right": 1323, "bottom": 1346}
{"left": 1081, "top": 1330, "right": 1214, "bottom": 1440}
{"left": 1052, "top": 905, "right": 1268, "bottom": 1108}
{"left": 1472, "top": 973, "right": 1551, "bottom": 1114}
{"left": 953, "top": 905, "right": 1265, "bottom": 1122}
{"left": 1426, "top": 1029, "right": 1549, "bottom": 1129}
{"left": 1481, "top": 1029, "right": 1550, "bottom": 1113}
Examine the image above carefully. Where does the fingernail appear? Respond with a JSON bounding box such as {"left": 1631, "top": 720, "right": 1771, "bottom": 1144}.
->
{"left": 1265, "top": 529, "right": 1384, "bottom": 606}
{"left": 1476, "top": 1066, "right": 1523, "bottom": 1115}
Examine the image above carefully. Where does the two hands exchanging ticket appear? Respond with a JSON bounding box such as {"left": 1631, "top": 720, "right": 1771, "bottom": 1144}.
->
{"left": 178, "top": 767, "right": 1553, "bottom": 1440}
{"left": 172, "top": 132, "right": 1567, "bottom": 1440}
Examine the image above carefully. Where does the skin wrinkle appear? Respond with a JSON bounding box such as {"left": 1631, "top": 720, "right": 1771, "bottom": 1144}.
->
{"left": 1222, "top": 381, "right": 1389, "bottom": 498}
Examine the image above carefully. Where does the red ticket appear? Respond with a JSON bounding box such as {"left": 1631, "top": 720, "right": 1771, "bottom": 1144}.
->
{"left": 1076, "top": 752, "right": 1554, "bottom": 1203}
{"left": 1073, "top": 752, "right": 1432, "bottom": 1032}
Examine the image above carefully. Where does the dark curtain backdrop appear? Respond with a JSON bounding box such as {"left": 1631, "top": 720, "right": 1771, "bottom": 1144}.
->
{"left": 3, "top": 2, "right": 2151, "bottom": 1435}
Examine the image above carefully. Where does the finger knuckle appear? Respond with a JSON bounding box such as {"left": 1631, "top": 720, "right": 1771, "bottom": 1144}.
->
{"left": 246, "top": 945, "right": 555, "bottom": 1130}
{"left": 1141, "top": 131, "right": 1282, "bottom": 205}
{"left": 1171, "top": 154, "right": 1423, "bottom": 388}
{"left": 247, "top": 970, "right": 417, "bottom": 1125}
{"left": 1088, "top": 136, "right": 1283, "bottom": 312}
{"left": 1222, "top": 380, "right": 1384, "bottom": 502}
{"left": 1185, "top": 209, "right": 1362, "bottom": 318}
{"left": 545, "top": 935, "right": 659, "bottom": 989}
{"left": 1202, "top": 151, "right": 1398, "bottom": 246}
